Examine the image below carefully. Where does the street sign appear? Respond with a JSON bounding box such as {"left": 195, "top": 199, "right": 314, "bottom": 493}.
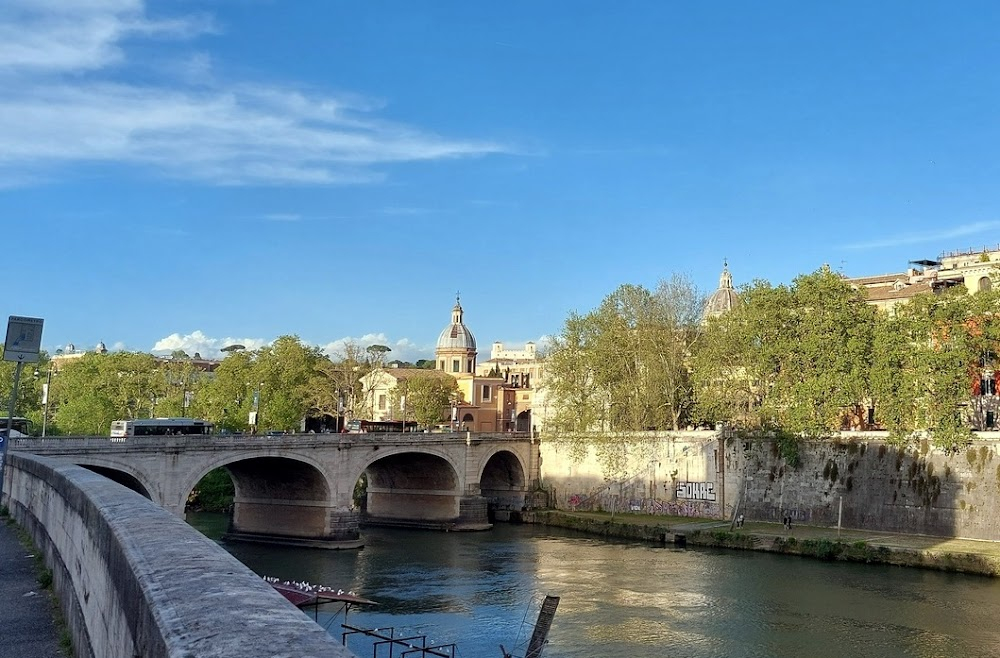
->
{"left": 4, "top": 316, "right": 44, "bottom": 363}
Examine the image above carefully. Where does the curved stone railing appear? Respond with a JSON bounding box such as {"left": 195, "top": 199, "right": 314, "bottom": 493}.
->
{"left": 2, "top": 453, "right": 356, "bottom": 658}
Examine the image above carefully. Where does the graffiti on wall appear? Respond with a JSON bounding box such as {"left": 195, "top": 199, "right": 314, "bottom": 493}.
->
{"left": 563, "top": 491, "right": 720, "bottom": 519}
{"left": 676, "top": 481, "right": 716, "bottom": 501}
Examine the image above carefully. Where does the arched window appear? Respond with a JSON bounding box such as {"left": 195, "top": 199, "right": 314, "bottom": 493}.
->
{"left": 979, "top": 276, "right": 992, "bottom": 292}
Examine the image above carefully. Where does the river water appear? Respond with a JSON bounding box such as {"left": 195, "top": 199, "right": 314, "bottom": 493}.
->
{"left": 188, "top": 513, "right": 1000, "bottom": 658}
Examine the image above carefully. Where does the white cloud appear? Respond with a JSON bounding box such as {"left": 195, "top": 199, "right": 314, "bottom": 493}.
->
{"left": 151, "top": 330, "right": 269, "bottom": 359}
{"left": 844, "top": 221, "right": 1000, "bottom": 250}
{"left": 320, "top": 333, "right": 431, "bottom": 364}
{"left": 0, "top": 1, "right": 509, "bottom": 187}
{"left": 152, "top": 330, "right": 432, "bottom": 363}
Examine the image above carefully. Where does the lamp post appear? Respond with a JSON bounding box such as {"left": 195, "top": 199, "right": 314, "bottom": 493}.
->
{"left": 42, "top": 368, "right": 51, "bottom": 437}
{"left": 254, "top": 382, "right": 263, "bottom": 433}
{"left": 33, "top": 368, "right": 53, "bottom": 437}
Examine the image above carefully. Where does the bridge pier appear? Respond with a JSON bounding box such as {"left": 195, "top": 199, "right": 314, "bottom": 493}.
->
{"left": 455, "top": 495, "right": 491, "bottom": 530}
{"left": 365, "top": 488, "right": 492, "bottom": 531}
{"left": 224, "top": 499, "right": 363, "bottom": 549}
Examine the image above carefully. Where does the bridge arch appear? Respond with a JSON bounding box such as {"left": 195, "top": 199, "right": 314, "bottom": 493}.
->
{"left": 190, "top": 454, "right": 343, "bottom": 546}
{"left": 478, "top": 449, "right": 529, "bottom": 515}
{"left": 359, "top": 448, "right": 463, "bottom": 526}
{"left": 71, "top": 459, "right": 154, "bottom": 500}
{"left": 184, "top": 451, "right": 334, "bottom": 511}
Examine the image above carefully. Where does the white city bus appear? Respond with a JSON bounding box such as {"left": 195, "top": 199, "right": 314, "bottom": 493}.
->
{"left": 110, "top": 418, "right": 214, "bottom": 438}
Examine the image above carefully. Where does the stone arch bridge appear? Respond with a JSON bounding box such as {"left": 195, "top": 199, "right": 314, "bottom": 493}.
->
{"left": 12, "top": 432, "right": 541, "bottom": 548}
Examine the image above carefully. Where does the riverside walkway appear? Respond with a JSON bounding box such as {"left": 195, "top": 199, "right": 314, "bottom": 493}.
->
{"left": 0, "top": 517, "right": 61, "bottom": 658}
{"left": 532, "top": 511, "right": 1000, "bottom": 576}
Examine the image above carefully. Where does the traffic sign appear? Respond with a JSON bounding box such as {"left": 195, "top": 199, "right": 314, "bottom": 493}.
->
{"left": 4, "top": 316, "right": 44, "bottom": 363}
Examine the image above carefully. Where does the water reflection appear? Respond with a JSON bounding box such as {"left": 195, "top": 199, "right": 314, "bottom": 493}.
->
{"left": 188, "top": 513, "right": 1000, "bottom": 658}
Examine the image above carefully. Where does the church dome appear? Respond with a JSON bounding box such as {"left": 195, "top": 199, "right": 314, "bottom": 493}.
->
{"left": 704, "top": 262, "right": 742, "bottom": 320}
{"left": 436, "top": 297, "right": 477, "bottom": 351}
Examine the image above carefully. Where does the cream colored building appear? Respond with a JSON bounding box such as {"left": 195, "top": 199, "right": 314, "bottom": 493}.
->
{"left": 476, "top": 341, "right": 542, "bottom": 432}
{"left": 359, "top": 298, "right": 532, "bottom": 432}
{"left": 845, "top": 244, "right": 1000, "bottom": 313}
{"left": 431, "top": 297, "right": 513, "bottom": 432}
{"left": 359, "top": 367, "right": 457, "bottom": 423}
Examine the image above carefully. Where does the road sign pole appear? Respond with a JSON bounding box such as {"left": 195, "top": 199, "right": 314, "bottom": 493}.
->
{"left": 1, "top": 315, "right": 44, "bottom": 506}
{"left": 0, "top": 361, "right": 25, "bottom": 505}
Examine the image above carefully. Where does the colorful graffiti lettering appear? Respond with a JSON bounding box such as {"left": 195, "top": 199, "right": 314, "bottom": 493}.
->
{"left": 676, "top": 481, "right": 717, "bottom": 501}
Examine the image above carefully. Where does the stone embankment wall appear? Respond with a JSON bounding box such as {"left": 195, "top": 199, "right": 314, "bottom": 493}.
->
{"left": 539, "top": 432, "right": 724, "bottom": 518}
{"left": 2, "top": 453, "right": 356, "bottom": 658}
{"left": 725, "top": 433, "right": 1000, "bottom": 540}
{"left": 540, "top": 431, "right": 1000, "bottom": 541}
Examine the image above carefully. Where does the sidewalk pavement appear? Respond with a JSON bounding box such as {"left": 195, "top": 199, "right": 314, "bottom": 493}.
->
{"left": 567, "top": 510, "right": 1000, "bottom": 560}
{"left": 0, "top": 518, "right": 62, "bottom": 658}
{"left": 737, "top": 519, "right": 1000, "bottom": 558}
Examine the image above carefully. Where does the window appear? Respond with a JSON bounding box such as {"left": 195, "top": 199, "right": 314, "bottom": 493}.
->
{"left": 981, "top": 276, "right": 993, "bottom": 292}
{"left": 467, "top": 358, "right": 473, "bottom": 373}
{"left": 378, "top": 394, "right": 386, "bottom": 410}
{"left": 439, "top": 360, "right": 444, "bottom": 370}
{"left": 482, "top": 385, "right": 491, "bottom": 402}
{"left": 988, "top": 411, "right": 996, "bottom": 429}
{"left": 982, "top": 378, "right": 997, "bottom": 396}
{"left": 452, "top": 359, "right": 460, "bottom": 373}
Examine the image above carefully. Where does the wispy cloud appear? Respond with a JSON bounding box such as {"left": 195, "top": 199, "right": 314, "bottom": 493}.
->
{"left": 0, "top": 0, "right": 215, "bottom": 75}
{"left": 843, "top": 221, "right": 1000, "bottom": 250}
{"left": 380, "top": 206, "right": 433, "bottom": 216}
{"left": 0, "top": 1, "right": 509, "bottom": 188}
{"left": 262, "top": 213, "right": 301, "bottom": 222}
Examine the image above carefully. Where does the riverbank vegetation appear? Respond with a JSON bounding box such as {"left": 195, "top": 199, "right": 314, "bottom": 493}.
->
{"left": 186, "top": 469, "right": 236, "bottom": 512}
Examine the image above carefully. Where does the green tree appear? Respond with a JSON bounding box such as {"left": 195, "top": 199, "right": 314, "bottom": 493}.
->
{"left": 187, "top": 468, "right": 235, "bottom": 512}
{"left": 305, "top": 341, "right": 375, "bottom": 426}
{"left": 49, "top": 352, "right": 161, "bottom": 435}
{"left": 252, "top": 336, "right": 326, "bottom": 432}
{"left": 196, "top": 349, "right": 256, "bottom": 431}
{"left": 391, "top": 373, "right": 459, "bottom": 429}
{"left": 544, "top": 277, "right": 705, "bottom": 470}
{"left": 871, "top": 285, "right": 1000, "bottom": 449}
{"left": 693, "top": 267, "right": 878, "bottom": 437}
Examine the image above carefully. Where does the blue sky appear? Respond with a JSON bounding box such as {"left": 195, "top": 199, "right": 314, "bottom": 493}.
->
{"left": 5, "top": 1, "right": 1000, "bottom": 362}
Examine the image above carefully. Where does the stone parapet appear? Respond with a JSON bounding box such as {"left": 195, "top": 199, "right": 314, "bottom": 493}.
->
{"left": 2, "top": 453, "right": 356, "bottom": 658}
